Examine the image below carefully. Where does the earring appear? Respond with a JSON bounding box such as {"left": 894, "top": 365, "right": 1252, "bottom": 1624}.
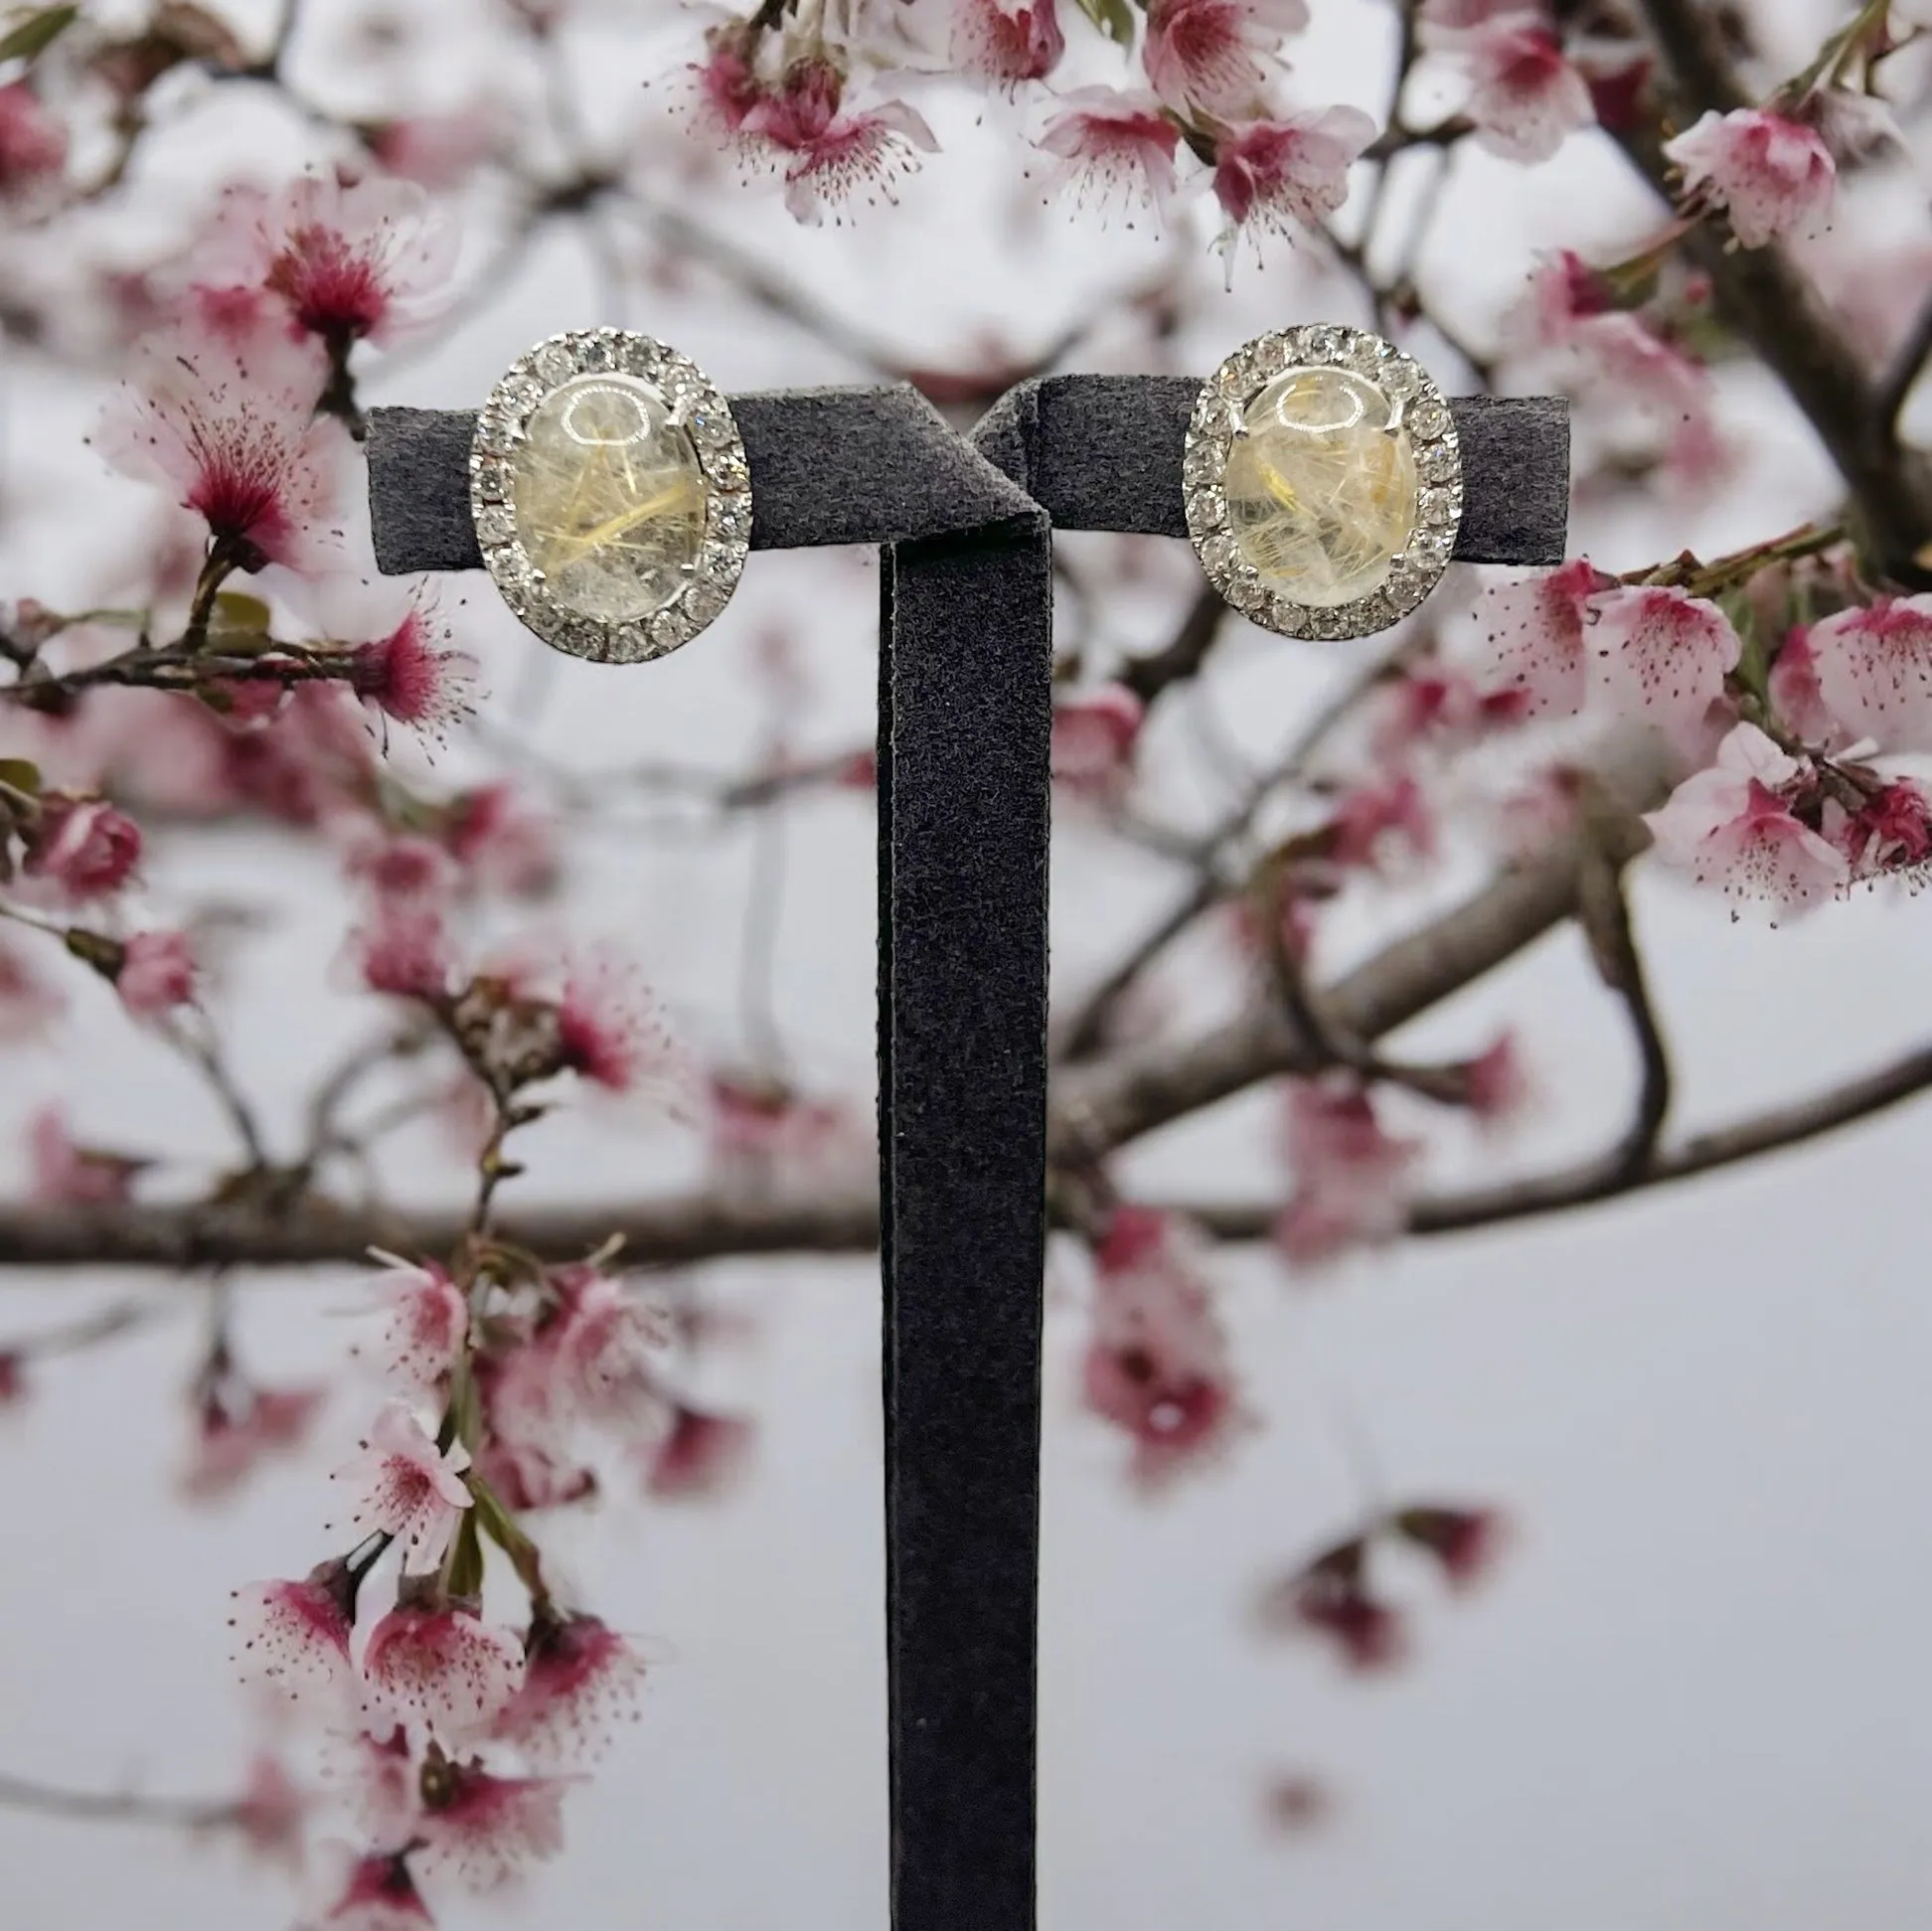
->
{"left": 470, "top": 329, "right": 751, "bottom": 664}
{"left": 1184, "top": 325, "right": 1462, "bottom": 641}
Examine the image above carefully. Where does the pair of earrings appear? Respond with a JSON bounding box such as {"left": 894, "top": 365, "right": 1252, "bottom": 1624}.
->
{"left": 469, "top": 324, "right": 1462, "bottom": 663}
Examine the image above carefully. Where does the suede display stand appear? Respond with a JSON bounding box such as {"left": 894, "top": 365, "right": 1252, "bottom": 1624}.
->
{"left": 367, "top": 376, "right": 1569, "bottom": 1931}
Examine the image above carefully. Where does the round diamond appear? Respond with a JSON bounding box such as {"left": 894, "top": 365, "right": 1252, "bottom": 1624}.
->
{"left": 1409, "top": 397, "right": 1449, "bottom": 438}
{"left": 475, "top": 504, "right": 516, "bottom": 547}
{"left": 1219, "top": 365, "right": 1419, "bottom": 610}
{"left": 509, "top": 371, "right": 708, "bottom": 625}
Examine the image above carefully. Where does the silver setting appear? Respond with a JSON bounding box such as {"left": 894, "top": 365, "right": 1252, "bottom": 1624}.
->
{"left": 1183, "top": 325, "right": 1464, "bottom": 642}
{"left": 470, "top": 329, "right": 751, "bottom": 665}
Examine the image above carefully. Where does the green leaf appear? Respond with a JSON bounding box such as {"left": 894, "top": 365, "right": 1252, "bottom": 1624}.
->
{"left": 0, "top": 757, "right": 41, "bottom": 799}
{"left": 0, "top": 6, "right": 80, "bottom": 66}
{"left": 1072, "top": 0, "right": 1136, "bottom": 46}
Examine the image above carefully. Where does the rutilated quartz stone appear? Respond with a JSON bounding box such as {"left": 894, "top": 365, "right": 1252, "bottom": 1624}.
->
{"left": 1221, "top": 366, "right": 1418, "bottom": 609}
{"left": 511, "top": 373, "right": 708, "bottom": 623}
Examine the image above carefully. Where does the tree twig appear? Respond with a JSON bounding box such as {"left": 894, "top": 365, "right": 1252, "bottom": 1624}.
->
{"left": 1183, "top": 1039, "right": 1932, "bottom": 1241}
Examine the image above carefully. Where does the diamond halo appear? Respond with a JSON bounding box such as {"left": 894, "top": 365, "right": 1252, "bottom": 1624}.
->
{"left": 1184, "top": 325, "right": 1464, "bottom": 642}
{"left": 470, "top": 329, "right": 751, "bottom": 665}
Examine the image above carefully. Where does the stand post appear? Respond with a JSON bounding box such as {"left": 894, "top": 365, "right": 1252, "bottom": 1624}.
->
{"left": 879, "top": 522, "right": 1051, "bottom": 1931}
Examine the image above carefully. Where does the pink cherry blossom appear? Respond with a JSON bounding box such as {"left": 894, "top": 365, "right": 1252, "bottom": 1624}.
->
{"left": 414, "top": 1759, "right": 572, "bottom": 1892}
{"left": 345, "top": 832, "right": 457, "bottom": 905}
{"left": 643, "top": 1404, "right": 755, "bottom": 1499}
{"left": 367, "top": 104, "right": 510, "bottom": 190}
{"left": 1804, "top": 595, "right": 1932, "bottom": 751}
{"left": 332, "top": 1400, "right": 473, "bottom": 1572}
{"left": 230, "top": 1556, "right": 371, "bottom": 1701}
{"left": 494, "top": 1608, "right": 648, "bottom": 1767}
{"left": 553, "top": 1265, "right": 672, "bottom": 1425}
{"left": 29, "top": 1108, "right": 144, "bottom": 1206}
{"left": 1510, "top": 248, "right": 1612, "bottom": 348}
{"left": 1328, "top": 772, "right": 1436, "bottom": 872}
{"left": 1036, "top": 88, "right": 1183, "bottom": 220}
{"left": 954, "top": 0, "right": 1065, "bottom": 84}
{"left": 1275, "top": 1076, "right": 1421, "bottom": 1266}
{"left": 302, "top": 1848, "right": 433, "bottom": 1929}
{"left": 360, "top": 1598, "right": 526, "bottom": 1742}
{"left": 23, "top": 795, "right": 141, "bottom": 898}
{"left": 197, "top": 173, "right": 456, "bottom": 348}
{"left": 115, "top": 929, "right": 199, "bottom": 1015}
{"left": 1459, "top": 1032, "right": 1530, "bottom": 1125}
{"left": 1394, "top": 1503, "right": 1510, "bottom": 1589}
{"left": 1366, "top": 664, "right": 1527, "bottom": 761}
{"left": 347, "top": 601, "right": 480, "bottom": 743}
{"left": 364, "top": 1253, "right": 469, "bottom": 1391}
{"left": 1142, "top": 0, "right": 1307, "bottom": 117}
{"left": 553, "top": 944, "right": 688, "bottom": 1105}
{"left": 1260, "top": 1771, "right": 1335, "bottom": 1836}
{"left": 1767, "top": 624, "right": 1842, "bottom": 745}
{"left": 1834, "top": 778, "right": 1932, "bottom": 883}
{"left": 474, "top": 1427, "right": 599, "bottom": 1514}
{"left": 231, "top": 1752, "right": 309, "bottom": 1870}
{"left": 1210, "top": 106, "right": 1377, "bottom": 258}
{"left": 707, "top": 1072, "right": 867, "bottom": 1187}
{"left": 1259, "top": 1540, "right": 1408, "bottom": 1671}
{"left": 1665, "top": 107, "right": 1835, "bottom": 248}
{"left": 91, "top": 318, "right": 345, "bottom": 575}
{"left": 745, "top": 62, "right": 938, "bottom": 223}
{"left": 1567, "top": 310, "right": 1709, "bottom": 419}
{"left": 352, "top": 900, "right": 454, "bottom": 1003}
{"left": 1642, "top": 722, "right": 1848, "bottom": 919}
{"left": 329, "top": 1726, "right": 417, "bottom": 1844}
{"left": 686, "top": 27, "right": 769, "bottom": 151}
{"left": 185, "top": 1382, "right": 328, "bottom": 1500}
{"left": 1050, "top": 683, "right": 1144, "bottom": 803}
{"left": 1442, "top": 14, "right": 1595, "bottom": 163}
{"left": 473, "top": 1334, "right": 584, "bottom": 1509}
{"left": 1585, "top": 583, "right": 1739, "bottom": 746}
{"left": 0, "top": 80, "right": 66, "bottom": 207}
{"left": 1080, "top": 1207, "right": 1245, "bottom": 1487}
{"left": 442, "top": 783, "right": 558, "bottom": 895}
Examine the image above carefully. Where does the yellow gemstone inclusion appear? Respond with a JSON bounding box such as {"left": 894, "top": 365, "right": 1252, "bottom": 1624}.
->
{"left": 1220, "top": 366, "right": 1418, "bottom": 609}
{"left": 511, "top": 373, "right": 708, "bottom": 623}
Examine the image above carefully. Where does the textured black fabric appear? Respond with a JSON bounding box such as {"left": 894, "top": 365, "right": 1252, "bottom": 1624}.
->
{"left": 881, "top": 527, "right": 1049, "bottom": 1931}
{"left": 972, "top": 376, "right": 1569, "bottom": 562}
{"left": 368, "top": 388, "right": 1036, "bottom": 571}
{"left": 369, "top": 384, "right": 1567, "bottom": 572}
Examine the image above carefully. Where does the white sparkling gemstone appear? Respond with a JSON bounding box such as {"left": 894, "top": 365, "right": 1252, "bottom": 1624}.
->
{"left": 1220, "top": 365, "right": 1419, "bottom": 610}
{"left": 1409, "top": 397, "right": 1449, "bottom": 438}
{"left": 510, "top": 372, "right": 709, "bottom": 625}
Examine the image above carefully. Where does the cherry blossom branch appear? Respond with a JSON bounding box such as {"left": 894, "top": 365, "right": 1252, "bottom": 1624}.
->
{"left": 1877, "top": 293, "right": 1932, "bottom": 435}
{"left": 1626, "top": 0, "right": 1932, "bottom": 574}
{"left": 1058, "top": 632, "right": 1423, "bottom": 1060}
{"left": 1184, "top": 1037, "right": 1932, "bottom": 1241}
{"left": 1117, "top": 586, "right": 1230, "bottom": 709}
{"left": 0, "top": 1771, "right": 233, "bottom": 1832}
{"left": 0, "top": 1298, "right": 161, "bottom": 1363}
{"left": 8, "top": 1027, "right": 1930, "bottom": 1270}
{"left": 1050, "top": 768, "right": 1661, "bottom": 1165}
{"left": 1572, "top": 831, "right": 1672, "bottom": 1180}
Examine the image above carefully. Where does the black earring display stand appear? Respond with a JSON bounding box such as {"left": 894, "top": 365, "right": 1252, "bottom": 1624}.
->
{"left": 368, "top": 376, "right": 1568, "bottom": 1931}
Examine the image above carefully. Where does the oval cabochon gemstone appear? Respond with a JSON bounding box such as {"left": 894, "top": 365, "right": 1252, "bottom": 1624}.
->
{"left": 1220, "top": 366, "right": 1419, "bottom": 609}
{"left": 511, "top": 373, "right": 708, "bottom": 624}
